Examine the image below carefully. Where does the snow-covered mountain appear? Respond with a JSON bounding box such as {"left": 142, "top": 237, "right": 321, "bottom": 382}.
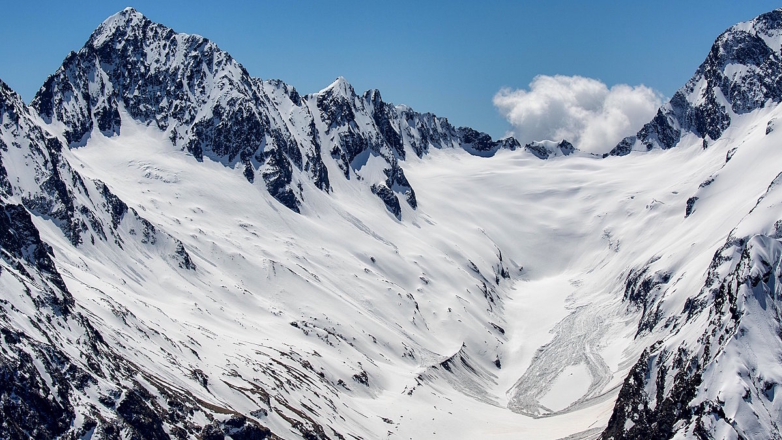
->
{"left": 600, "top": 10, "right": 782, "bottom": 438}
{"left": 3, "top": 6, "right": 782, "bottom": 440}
{"left": 31, "top": 7, "right": 517, "bottom": 216}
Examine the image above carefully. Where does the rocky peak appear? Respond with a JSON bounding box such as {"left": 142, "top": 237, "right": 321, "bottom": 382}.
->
{"left": 0, "top": 78, "right": 19, "bottom": 104}
{"left": 523, "top": 139, "right": 575, "bottom": 160}
{"left": 32, "top": 7, "right": 254, "bottom": 144}
{"left": 315, "top": 76, "right": 362, "bottom": 132}
{"left": 88, "top": 7, "right": 149, "bottom": 48}
{"left": 458, "top": 127, "right": 519, "bottom": 157}
{"left": 609, "top": 8, "right": 782, "bottom": 156}
{"left": 0, "top": 79, "right": 28, "bottom": 127}
{"left": 30, "top": 8, "right": 311, "bottom": 210}
{"left": 320, "top": 76, "right": 356, "bottom": 99}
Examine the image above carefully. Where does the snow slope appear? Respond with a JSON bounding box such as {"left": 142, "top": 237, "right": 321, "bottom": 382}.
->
{"left": 2, "top": 7, "right": 782, "bottom": 440}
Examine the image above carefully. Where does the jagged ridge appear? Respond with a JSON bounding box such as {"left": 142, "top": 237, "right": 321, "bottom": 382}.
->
{"left": 32, "top": 7, "right": 519, "bottom": 216}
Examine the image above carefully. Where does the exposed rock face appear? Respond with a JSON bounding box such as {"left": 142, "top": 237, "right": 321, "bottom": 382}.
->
{"left": 609, "top": 9, "right": 782, "bottom": 156}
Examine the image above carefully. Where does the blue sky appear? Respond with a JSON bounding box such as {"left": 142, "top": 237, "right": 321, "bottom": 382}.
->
{"left": 1, "top": 1, "right": 780, "bottom": 139}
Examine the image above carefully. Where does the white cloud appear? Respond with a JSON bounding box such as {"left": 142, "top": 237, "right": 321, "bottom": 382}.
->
{"left": 493, "top": 75, "right": 663, "bottom": 154}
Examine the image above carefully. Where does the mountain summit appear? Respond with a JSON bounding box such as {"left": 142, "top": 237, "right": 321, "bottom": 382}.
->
{"left": 611, "top": 9, "right": 782, "bottom": 156}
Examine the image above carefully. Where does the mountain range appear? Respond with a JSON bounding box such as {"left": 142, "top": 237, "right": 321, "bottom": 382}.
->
{"left": 2, "top": 7, "right": 782, "bottom": 439}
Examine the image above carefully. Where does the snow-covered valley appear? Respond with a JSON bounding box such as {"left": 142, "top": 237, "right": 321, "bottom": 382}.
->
{"left": 2, "top": 7, "right": 782, "bottom": 440}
